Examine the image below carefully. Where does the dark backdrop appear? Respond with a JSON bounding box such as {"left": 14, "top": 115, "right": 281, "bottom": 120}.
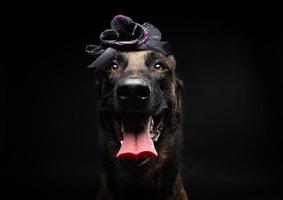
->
{"left": 4, "top": 2, "right": 282, "bottom": 200}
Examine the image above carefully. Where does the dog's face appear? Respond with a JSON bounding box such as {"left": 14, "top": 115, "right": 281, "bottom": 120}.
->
{"left": 96, "top": 50, "right": 183, "bottom": 167}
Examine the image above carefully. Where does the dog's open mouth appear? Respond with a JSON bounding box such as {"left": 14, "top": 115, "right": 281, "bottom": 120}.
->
{"left": 113, "top": 113, "right": 165, "bottom": 160}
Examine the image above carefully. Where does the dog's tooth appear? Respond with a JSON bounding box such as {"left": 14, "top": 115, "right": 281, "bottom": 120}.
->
{"left": 152, "top": 121, "right": 163, "bottom": 142}
{"left": 155, "top": 133, "right": 160, "bottom": 141}
{"left": 151, "top": 118, "right": 154, "bottom": 126}
{"left": 153, "top": 131, "right": 161, "bottom": 142}
{"left": 149, "top": 116, "right": 154, "bottom": 133}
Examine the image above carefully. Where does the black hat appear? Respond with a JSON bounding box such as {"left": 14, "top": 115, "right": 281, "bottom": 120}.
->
{"left": 86, "top": 15, "right": 171, "bottom": 72}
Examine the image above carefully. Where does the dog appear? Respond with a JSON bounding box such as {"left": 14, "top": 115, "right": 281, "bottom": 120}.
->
{"left": 86, "top": 15, "right": 188, "bottom": 200}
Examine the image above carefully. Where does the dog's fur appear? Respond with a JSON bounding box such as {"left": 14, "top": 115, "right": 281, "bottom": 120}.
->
{"left": 94, "top": 50, "right": 188, "bottom": 200}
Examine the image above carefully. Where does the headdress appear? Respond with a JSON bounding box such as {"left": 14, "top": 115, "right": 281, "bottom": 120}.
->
{"left": 86, "top": 15, "right": 171, "bottom": 73}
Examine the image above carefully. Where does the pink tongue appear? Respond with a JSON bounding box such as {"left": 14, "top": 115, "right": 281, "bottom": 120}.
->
{"left": 116, "top": 124, "right": 157, "bottom": 159}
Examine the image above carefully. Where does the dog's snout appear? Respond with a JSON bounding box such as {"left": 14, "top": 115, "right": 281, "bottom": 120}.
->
{"left": 116, "top": 78, "right": 150, "bottom": 103}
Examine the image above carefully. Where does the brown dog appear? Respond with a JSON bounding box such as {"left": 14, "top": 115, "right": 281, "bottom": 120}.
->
{"left": 86, "top": 15, "right": 188, "bottom": 200}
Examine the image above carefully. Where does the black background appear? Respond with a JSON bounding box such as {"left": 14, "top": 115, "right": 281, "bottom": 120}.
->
{"left": 3, "top": 1, "right": 283, "bottom": 199}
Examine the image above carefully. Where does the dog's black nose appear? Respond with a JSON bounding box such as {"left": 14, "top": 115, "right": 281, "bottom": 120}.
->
{"left": 116, "top": 78, "right": 150, "bottom": 103}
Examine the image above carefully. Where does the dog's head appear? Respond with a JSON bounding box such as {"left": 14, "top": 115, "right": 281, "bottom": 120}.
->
{"left": 87, "top": 15, "right": 183, "bottom": 167}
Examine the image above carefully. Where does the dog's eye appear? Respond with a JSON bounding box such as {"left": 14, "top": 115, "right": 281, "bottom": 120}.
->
{"left": 153, "top": 62, "right": 165, "bottom": 72}
{"left": 110, "top": 63, "right": 120, "bottom": 73}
